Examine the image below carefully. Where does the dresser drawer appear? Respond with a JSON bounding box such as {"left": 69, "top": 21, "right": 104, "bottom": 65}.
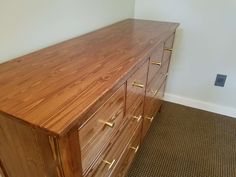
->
{"left": 111, "top": 124, "right": 141, "bottom": 177}
{"left": 126, "top": 96, "right": 144, "bottom": 128}
{"left": 142, "top": 80, "right": 166, "bottom": 140}
{"left": 126, "top": 60, "right": 148, "bottom": 113}
{"left": 85, "top": 105, "right": 142, "bottom": 177}
{"left": 146, "top": 58, "right": 169, "bottom": 96}
{"left": 163, "top": 34, "right": 175, "bottom": 64}
{"left": 148, "top": 43, "right": 164, "bottom": 84}
{"left": 79, "top": 85, "right": 125, "bottom": 174}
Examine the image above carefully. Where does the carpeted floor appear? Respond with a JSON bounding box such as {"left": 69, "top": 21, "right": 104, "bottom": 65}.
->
{"left": 126, "top": 102, "right": 236, "bottom": 177}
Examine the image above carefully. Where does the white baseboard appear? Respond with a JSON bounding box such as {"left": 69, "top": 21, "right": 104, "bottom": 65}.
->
{"left": 164, "top": 93, "right": 236, "bottom": 118}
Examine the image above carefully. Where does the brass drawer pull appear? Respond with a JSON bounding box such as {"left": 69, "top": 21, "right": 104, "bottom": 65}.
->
{"left": 146, "top": 116, "right": 154, "bottom": 122}
{"left": 132, "top": 81, "right": 144, "bottom": 88}
{"left": 99, "top": 120, "right": 115, "bottom": 128}
{"left": 132, "top": 115, "right": 142, "bottom": 122}
{"left": 151, "top": 61, "right": 162, "bottom": 66}
{"left": 151, "top": 90, "right": 158, "bottom": 96}
{"left": 130, "top": 145, "right": 139, "bottom": 153}
{"left": 164, "top": 48, "right": 173, "bottom": 52}
{"left": 103, "top": 159, "right": 116, "bottom": 169}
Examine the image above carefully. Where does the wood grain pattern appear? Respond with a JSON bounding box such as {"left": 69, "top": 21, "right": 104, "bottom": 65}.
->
{"left": 147, "top": 43, "right": 164, "bottom": 84}
{"left": 0, "top": 113, "right": 60, "bottom": 177}
{"left": 0, "top": 19, "right": 179, "bottom": 135}
{"left": 147, "top": 57, "right": 169, "bottom": 91}
{"left": 86, "top": 110, "right": 142, "bottom": 177}
{"left": 141, "top": 32, "right": 175, "bottom": 140}
{"left": 79, "top": 85, "right": 125, "bottom": 173}
{"left": 80, "top": 84, "right": 144, "bottom": 177}
{"left": 142, "top": 80, "right": 166, "bottom": 141}
{"left": 163, "top": 34, "right": 175, "bottom": 65}
{"left": 111, "top": 121, "right": 142, "bottom": 177}
{"left": 126, "top": 60, "right": 148, "bottom": 115}
{"left": 58, "top": 131, "right": 83, "bottom": 177}
{"left": 0, "top": 20, "right": 179, "bottom": 177}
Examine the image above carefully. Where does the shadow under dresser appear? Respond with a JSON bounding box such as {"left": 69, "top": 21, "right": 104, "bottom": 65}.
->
{"left": 0, "top": 19, "right": 179, "bottom": 177}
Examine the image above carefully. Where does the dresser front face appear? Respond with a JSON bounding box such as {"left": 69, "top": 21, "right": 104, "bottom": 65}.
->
{"left": 60, "top": 33, "right": 176, "bottom": 176}
{"left": 76, "top": 60, "right": 148, "bottom": 177}
{"left": 142, "top": 34, "right": 175, "bottom": 140}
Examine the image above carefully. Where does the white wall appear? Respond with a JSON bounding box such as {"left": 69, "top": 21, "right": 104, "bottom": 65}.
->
{"left": 135, "top": 0, "right": 236, "bottom": 117}
{"left": 0, "top": 0, "right": 135, "bottom": 63}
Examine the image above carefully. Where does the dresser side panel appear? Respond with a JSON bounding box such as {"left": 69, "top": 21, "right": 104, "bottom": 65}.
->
{"left": 0, "top": 113, "right": 60, "bottom": 177}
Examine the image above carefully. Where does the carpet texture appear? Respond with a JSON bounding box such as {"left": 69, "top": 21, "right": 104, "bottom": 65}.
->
{"left": 126, "top": 102, "right": 236, "bottom": 177}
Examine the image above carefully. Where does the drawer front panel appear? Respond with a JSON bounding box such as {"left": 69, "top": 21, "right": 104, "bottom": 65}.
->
{"left": 126, "top": 96, "right": 143, "bottom": 131}
{"left": 85, "top": 105, "right": 143, "bottom": 177}
{"left": 163, "top": 34, "right": 175, "bottom": 64}
{"left": 111, "top": 124, "right": 141, "bottom": 177}
{"left": 148, "top": 43, "right": 164, "bottom": 84}
{"left": 126, "top": 60, "right": 148, "bottom": 113}
{"left": 146, "top": 58, "right": 169, "bottom": 96}
{"left": 79, "top": 85, "right": 125, "bottom": 173}
{"left": 142, "top": 79, "right": 166, "bottom": 140}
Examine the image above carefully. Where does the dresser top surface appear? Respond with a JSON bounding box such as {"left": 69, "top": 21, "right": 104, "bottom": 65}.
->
{"left": 0, "top": 19, "right": 178, "bottom": 135}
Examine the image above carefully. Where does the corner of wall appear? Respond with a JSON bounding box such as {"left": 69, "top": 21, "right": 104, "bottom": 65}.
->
{"left": 164, "top": 93, "right": 236, "bottom": 119}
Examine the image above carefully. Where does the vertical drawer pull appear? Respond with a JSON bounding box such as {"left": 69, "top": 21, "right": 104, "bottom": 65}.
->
{"left": 130, "top": 145, "right": 139, "bottom": 153}
{"left": 99, "top": 120, "right": 115, "bottom": 128}
{"left": 164, "top": 48, "right": 173, "bottom": 52}
{"left": 146, "top": 116, "right": 154, "bottom": 122}
{"left": 103, "top": 159, "right": 116, "bottom": 169}
{"left": 132, "top": 81, "right": 144, "bottom": 88}
{"left": 132, "top": 115, "right": 142, "bottom": 122}
{"left": 151, "top": 61, "right": 162, "bottom": 66}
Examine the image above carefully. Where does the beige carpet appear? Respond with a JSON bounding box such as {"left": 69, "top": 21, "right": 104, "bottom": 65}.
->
{"left": 126, "top": 102, "right": 236, "bottom": 177}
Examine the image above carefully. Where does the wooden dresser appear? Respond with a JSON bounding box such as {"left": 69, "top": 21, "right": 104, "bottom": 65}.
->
{"left": 0, "top": 19, "right": 179, "bottom": 177}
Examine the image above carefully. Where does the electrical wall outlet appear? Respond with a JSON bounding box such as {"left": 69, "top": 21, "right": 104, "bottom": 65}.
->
{"left": 215, "top": 74, "right": 227, "bottom": 87}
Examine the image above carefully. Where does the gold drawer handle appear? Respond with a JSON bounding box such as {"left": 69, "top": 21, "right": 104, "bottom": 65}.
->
{"left": 151, "top": 90, "right": 158, "bottom": 96}
{"left": 164, "top": 48, "right": 173, "bottom": 52}
{"left": 99, "top": 120, "right": 115, "bottom": 128}
{"left": 146, "top": 116, "right": 154, "bottom": 122}
{"left": 132, "top": 81, "right": 144, "bottom": 88}
{"left": 151, "top": 61, "right": 162, "bottom": 66}
{"left": 132, "top": 115, "right": 142, "bottom": 122}
{"left": 103, "top": 159, "right": 116, "bottom": 169}
{"left": 130, "top": 145, "right": 139, "bottom": 153}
